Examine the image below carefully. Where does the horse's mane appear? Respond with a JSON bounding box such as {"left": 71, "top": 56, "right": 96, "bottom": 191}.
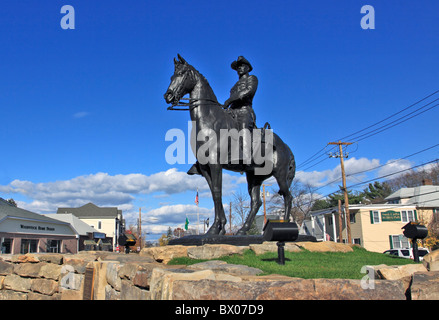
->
{"left": 187, "top": 64, "right": 219, "bottom": 103}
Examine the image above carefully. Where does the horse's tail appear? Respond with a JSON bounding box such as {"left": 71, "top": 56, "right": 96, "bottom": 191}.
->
{"left": 286, "top": 151, "right": 296, "bottom": 188}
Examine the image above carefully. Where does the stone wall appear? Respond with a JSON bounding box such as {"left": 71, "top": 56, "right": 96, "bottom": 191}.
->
{"left": 1, "top": 243, "right": 439, "bottom": 300}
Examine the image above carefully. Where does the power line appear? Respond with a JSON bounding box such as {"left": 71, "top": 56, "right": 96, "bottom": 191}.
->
{"left": 346, "top": 158, "right": 439, "bottom": 189}
{"left": 352, "top": 101, "right": 439, "bottom": 142}
{"left": 297, "top": 90, "right": 439, "bottom": 171}
{"left": 338, "top": 89, "right": 439, "bottom": 141}
{"left": 313, "top": 143, "right": 439, "bottom": 191}
{"left": 305, "top": 158, "right": 439, "bottom": 207}
{"left": 296, "top": 145, "right": 336, "bottom": 169}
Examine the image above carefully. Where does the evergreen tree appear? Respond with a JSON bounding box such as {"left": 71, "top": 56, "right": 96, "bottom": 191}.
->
{"left": 363, "top": 181, "right": 392, "bottom": 203}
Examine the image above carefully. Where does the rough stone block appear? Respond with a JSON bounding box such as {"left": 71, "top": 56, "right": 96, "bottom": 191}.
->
{"left": 296, "top": 241, "right": 353, "bottom": 252}
{"left": 4, "top": 274, "right": 32, "bottom": 292}
{"left": 168, "top": 277, "right": 406, "bottom": 300}
{"left": 422, "top": 249, "right": 439, "bottom": 271}
{"left": 60, "top": 288, "right": 83, "bottom": 300}
{"left": 120, "top": 280, "right": 150, "bottom": 300}
{"left": 187, "top": 244, "right": 248, "bottom": 260}
{"left": 106, "top": 261, "right": 121, "bottom": 291}
{"left": 411, "top": 271, "right": 439, "bottom": 300}
{"left": 140, "top": 245, "right": 195, "bottom": 263}
{"left": 14, "top": 262, "right": 42, "bottom": 278}
{"left": 377, "top": 264, "right": 427, "bottom": 281}
{"left": 0, "top": 289, "right": 28, "bottom": 300}
{"left": 39, "top": 263, "right": 63, "bottom": 280}
{"left": 250, "top": 242, "right": 301, "bottom": 255}
{"left": 0, "top": 260, "right": 14, "bottom": 276}
{"left": 187, "top": 260, "right": 262, "bottom": 276}
{"left": 31, "top": 278, "right": 59, "bottom": 296}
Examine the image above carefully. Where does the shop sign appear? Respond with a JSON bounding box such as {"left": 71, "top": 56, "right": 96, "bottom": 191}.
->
{"left": 381, "top": 211, "right": 401, "bottom": 222}
{"left": 20, "top": 224, "right": 55, "bottom": 231}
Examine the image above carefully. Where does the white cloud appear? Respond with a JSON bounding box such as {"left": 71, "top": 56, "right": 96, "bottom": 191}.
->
{"left": 146, "top": 204, "right": 212, "bottom": 225}
{"left": 295, "top": 157, "right": 380, "bottom": 188}
{"left": 377, "top": 159, "right": 413, "bottom": 178}
{"left": 0, "top": 168, "right": 244, "bottom": 216}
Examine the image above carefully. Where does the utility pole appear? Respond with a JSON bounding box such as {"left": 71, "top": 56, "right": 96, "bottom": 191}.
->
{"left": 262, "top": 184, "right": 272, "bottom": 224}
{"left": 338, "top": 199, "right": 343, "bottom": 243}
{"left": 229, "top": 201, "right": 232, "bottom": 234}
{"left": 138, "top": 208, "right": 142, "bottom": 250}
{"left": 328, "top": 141, "right": 352, "bottom": 244}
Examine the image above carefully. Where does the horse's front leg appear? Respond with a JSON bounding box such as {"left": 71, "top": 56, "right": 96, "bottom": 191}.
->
{"left": 202, "top": 164, "right": 227, "bottom": 235}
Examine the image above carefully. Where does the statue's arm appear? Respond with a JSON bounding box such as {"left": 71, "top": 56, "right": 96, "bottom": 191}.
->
{"left": 223, "top": 76, "right": 258, "bottom": 108}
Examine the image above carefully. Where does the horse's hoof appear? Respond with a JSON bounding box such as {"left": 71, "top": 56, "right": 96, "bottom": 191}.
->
{"left": 206, "top": 225, "right": 220, "bottom": 235}
{"left": 235, "top": 229, "right": 246, "bottom": 236}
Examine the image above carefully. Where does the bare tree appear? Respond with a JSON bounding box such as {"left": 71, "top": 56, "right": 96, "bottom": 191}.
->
{"left": 267, "top": 180, "right": 318, "bottom": 225}
{"left": 386, "top": 161, "right": 439, "bottom": 191}
{"left": 229, "top": 190, "right": 250, "bottom": 233}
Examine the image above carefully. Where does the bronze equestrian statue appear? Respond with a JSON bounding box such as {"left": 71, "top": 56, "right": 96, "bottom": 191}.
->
{"left": 164, "top": 55, "right": 295, "bottom": 235}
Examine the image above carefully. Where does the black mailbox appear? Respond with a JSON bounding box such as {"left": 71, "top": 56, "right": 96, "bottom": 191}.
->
{"left": 263, "top": 220, "right": 299, "bottom": 242}
{"left": 402, "top": 222, "right": 428, "bottom": 263}
{"left": 118, "top": 232, "right": 137, "bottom": 253}
{"left": 263, "top": 220, "right": 299, "bottom": 265}
{"left": 402, "top": 222, "right": 428, "bottom": 240}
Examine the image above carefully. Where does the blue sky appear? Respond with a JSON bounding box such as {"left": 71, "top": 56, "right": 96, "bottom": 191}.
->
{"left": 1, "top": 1, "right": 439, "bottom": 240}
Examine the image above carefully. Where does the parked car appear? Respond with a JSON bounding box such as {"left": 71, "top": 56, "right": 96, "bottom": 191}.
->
{"left": 383, "top": 248, "right": 430, "bottom": 261}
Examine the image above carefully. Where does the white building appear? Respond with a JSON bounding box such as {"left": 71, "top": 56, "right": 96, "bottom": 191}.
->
{"left": 57, "top": 203, "right": 124, "bottom": 251}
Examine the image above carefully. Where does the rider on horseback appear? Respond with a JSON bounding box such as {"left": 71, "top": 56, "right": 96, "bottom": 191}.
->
{"left": 188, "top": 56, "right": 258, "bottom": 175}
{"left": 222, "top": 56, "right": 258, "bottom": 131}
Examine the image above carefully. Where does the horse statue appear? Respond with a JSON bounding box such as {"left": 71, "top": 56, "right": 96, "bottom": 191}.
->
{"left": 164, "top": 55, "right": 296, "bottom": 235}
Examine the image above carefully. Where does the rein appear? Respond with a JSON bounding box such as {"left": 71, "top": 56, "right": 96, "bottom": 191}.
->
{"left": 167, "top": 98, "right": 221, "bottom": 111}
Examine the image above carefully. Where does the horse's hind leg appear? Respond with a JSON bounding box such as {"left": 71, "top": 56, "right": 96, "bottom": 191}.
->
{"left": 275, "top": 175, "right": 293, "bottom": 221}
{"left": 236, "top": 172, "right": 264, "bottom": 235}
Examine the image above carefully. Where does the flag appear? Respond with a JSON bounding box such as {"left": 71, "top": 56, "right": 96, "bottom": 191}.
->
{"left": 184, "top": 217, "right": 189, "bottom": 230}
{"left": 195, "top": 189, "right": 199, "bottom": 206}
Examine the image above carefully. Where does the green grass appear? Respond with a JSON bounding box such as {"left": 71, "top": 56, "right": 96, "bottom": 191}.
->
{"left": 168, "top": 246, "right": 417, "bottom": 279}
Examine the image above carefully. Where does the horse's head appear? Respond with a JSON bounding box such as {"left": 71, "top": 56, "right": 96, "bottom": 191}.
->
{"left": 164, "top": 54, "right": 196, "bottom": 105}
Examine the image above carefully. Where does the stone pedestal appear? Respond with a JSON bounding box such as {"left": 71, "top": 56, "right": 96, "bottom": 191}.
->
{"left": 168, "top": 234, "right": 317, "bottom": 246}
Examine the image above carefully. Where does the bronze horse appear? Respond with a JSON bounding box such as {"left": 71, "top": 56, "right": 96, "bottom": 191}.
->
{"left": 164, "top": 55, "right": 295, "bottom": 235}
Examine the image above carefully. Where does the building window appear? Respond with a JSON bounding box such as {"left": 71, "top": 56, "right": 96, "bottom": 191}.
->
{"left": 353, "top": 238, "right": 361, "bottom": 245}
{"left": 20, "top": 239, "right": 38, "bottom": 254}
{"left": 47, "top": 240, "right": 62, "bottom": 253}
{"left": 390, "top": 234, "right": 410, "bottom": 249}
{"left": 372, "top": 211, "right": 380, "bottom": 224}
{"left": 1, "top": 238, "right": 13, "bottom": 254}
{"left": 401, "top": 210, "right": 415, "bottom": 223}
{"left": 98, "top": 221, "right": 102, "bottom": 230}
{"left": 350, "top": 213, "right": 356, "bottom": 224}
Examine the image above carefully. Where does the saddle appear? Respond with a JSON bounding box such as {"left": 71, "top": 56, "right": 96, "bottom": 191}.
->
{"left": 187, "top": 121, "right": 275, "bottom": 176}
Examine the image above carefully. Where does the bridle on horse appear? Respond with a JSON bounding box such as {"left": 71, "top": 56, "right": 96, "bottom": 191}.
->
{"left": 166, "top": 66, "right": 221, "bottom": 111}
{"left": 167, "top": 97, "right": 221, "bottom": 111}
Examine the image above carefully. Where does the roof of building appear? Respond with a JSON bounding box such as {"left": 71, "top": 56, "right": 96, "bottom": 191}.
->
{"left": 0, "top": 198, "right": 70, "bottom": 225}
{"left": 57, "top": 202, "right": 122, "bottom": 218}
{"left": 386, "top": 185, "right": 439, "bottom": 207}
{"left": 42, "top": 213, "right": 102, "bottom": 236}
{"left": 308, "top": 203, "right": 418, "bottom": 217}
